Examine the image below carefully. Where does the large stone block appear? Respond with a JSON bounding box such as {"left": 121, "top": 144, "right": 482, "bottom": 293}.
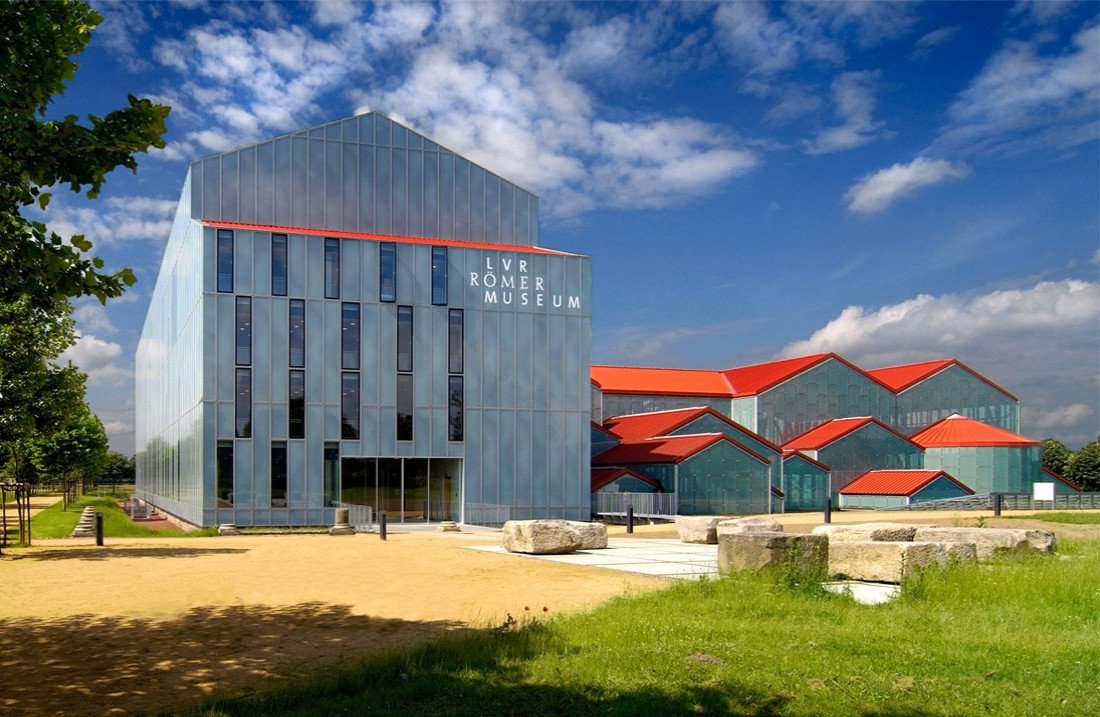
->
{"left": 676, "top": 516, "right": 730, "bottom": 544}
{"left": 828, "top": 541, "right": 950, "bottom": 583}
{"left": 566, "top": 521, "right": 608, "bottom": 550}
{"left": 717, "top": 516, "right": 783, "bottom": 536}
{"left": 912, "top": 527, "right": 1056, "bottom": 560}
{"left": 812, "top": 523, "right": 919, "bottom": 543}
{"left": 718, "top": 532, "right": 828, "bottom": 574}
{"left": 502, "top": 520, "right": 582, "bottom": 555}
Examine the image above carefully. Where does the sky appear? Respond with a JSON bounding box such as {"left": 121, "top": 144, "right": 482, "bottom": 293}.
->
{"left": 34, "top": 0, "right": 1099, "bottom": 454}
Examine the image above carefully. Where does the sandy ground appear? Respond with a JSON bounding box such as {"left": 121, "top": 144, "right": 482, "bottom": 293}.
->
{"left": 2, "top": 502, "right": 1097, "bottom": 716}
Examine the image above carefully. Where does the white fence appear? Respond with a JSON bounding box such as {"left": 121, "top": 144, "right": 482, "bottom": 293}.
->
{"left": 592, "top": 492, "right": 678, "bottom": 518}
{"left": 335, "top": 502, "right": 373, "bottom": 531}
{"left": 464, "top": 503, "right": 512, "bottom": 527}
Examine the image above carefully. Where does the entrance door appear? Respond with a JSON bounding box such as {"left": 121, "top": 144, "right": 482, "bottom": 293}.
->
{"left": 339, "top": 457, "right": 461, "bottom": 523}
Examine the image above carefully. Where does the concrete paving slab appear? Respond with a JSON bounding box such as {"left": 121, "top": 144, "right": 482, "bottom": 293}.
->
{"left": 467, "top": 539, "right": 719, "bottom": 580}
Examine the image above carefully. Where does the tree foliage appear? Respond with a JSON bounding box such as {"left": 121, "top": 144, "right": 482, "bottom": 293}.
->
{"left": 1041, "top": 438, "right": 1072, "bottom": 475}
{"left": 0, "top": 0, "right": 170, "bottom": 306}
{"left": 30, "top": 406, "right": 108, "bottom": 484}
{"left": 1064, "top": 438, "right": 1100, "bottom": 492}
{"left": 100, "top": 451, "right": 135, "bottom": 484}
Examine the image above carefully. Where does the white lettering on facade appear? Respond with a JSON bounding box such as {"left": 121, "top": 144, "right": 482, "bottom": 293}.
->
{"left": 469, "top": 253, "right": 582, "bottom": 311}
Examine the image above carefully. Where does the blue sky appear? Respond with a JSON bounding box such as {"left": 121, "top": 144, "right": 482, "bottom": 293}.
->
{"left": 38, "top": 1, "right": 1098, "bottom": 454}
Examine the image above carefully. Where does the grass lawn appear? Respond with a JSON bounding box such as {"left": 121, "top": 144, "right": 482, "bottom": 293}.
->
{"left": 1004, "top": 511, "right": 1100, "bottom": 525}
{"left": 185, "top": 535, "right": 1100, "bottom": 717}
{"left": 29, "top": 494, "right": 214, "bottom": 539}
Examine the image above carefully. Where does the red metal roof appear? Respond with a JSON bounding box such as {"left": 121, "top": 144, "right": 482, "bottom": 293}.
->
{"left": 782, "top": 450, "right": 832, "bottom": 472}
{"left": 783, "top": 417, "right": 919, "bottom": 452}
{"left": 912, "top": 414, "right": 1038, "bottom": 448}
{"left": 1043, "top": 467, "right": 1082, "bottom": 492}
{"left": 840, "top": 469, "right": 973, "bottom": 496}
{"left": 591, "top": 467, "right": 661, "bottom": 491}
{"left": 593, "top": 434, "right": 770, "bottom": 466}
{"left": 866, "top": 358, "right": 1018, "bottom": 401}
{"left": 603, "top": 407, "right": 713, "bottom": 441}
{"left": 203, "top": 220, "right": 571, "bottom": 255}
{"left": 720, "top": 353, "right": 835, "bottom": 396}
{"left": 590, "top": 365, "right": 734, "bottom": 396}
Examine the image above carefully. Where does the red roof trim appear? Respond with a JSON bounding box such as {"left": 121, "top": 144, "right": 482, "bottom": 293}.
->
{"left": 840, "top": 469, "right": 974, "bottom": 496}
{"left": 868, "top": 358, "right": 1018, "bottom": 402}
{"left": 912, "top": 414, "right": 1038, "bottom": 448}
{"left": 1043, "top": 467, "right": 1082, "bottom": 492}
{"left": 591, "top": 467, "right": 661, "bottom": 492}
{"left": 783, "top": 417, "right": 920, "bottom": 452}
{"left": 602, "top": 406, "right": 783, "bottom": 454}
{"left": 204, "top": 220, "right": 570, "bottom": 256}
{"left": 782, "top": 450, "right": 832, "bottom": 472}
{"left": 593, "top": 433, "right": 771, "bottom": 466}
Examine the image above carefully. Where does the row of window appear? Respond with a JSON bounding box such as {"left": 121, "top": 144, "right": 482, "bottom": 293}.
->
{"left": 234, "top": 301, "right": 464, "bottom": 443}
{"left": 216, "top": 440, "right": 341, "bottom": 508}
{"left": 217, "top": 229, "right": 449, "bottom": 305}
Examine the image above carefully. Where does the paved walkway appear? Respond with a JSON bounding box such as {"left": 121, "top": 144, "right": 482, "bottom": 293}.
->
{"left": 468, "top": 538, "right": 719, "bottom": 580}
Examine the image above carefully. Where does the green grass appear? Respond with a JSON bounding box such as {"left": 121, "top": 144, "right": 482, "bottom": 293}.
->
{"left": 29, "top": 494, "right": 215, "bottom": 539}
{"left": 1003, "top": 511, "right": 1100, "bottom": 525}
{"left": 183, "top": 540, "right": 1100, "bottom": 717}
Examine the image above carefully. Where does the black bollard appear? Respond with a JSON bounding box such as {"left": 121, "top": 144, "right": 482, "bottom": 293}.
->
{"left": 95, "top": 511, "right": 104, "bottom": 546}
{"left": 992, "top": 492, "right": 1001, "bottom": 517}
{"left": 379, "top": 509, "right": 387, "bottom": 541}
{"left": 626, "top": 504, "right": 634, "bottom": 534}
{"left": 824, "top": 497, "right": 832, "bottom": 524}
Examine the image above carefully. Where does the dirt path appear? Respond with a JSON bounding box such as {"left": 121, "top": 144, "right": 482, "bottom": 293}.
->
{"left": 0, "top": 530, "right": 661, "bottom": 716}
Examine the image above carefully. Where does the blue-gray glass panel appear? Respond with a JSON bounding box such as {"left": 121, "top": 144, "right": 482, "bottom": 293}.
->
{"left": 358, "top": 144, "right": 375, "bottom": 234}
{"left": 341, "top": 142, "right": 358, "bottom": 232}
{"left": 422, "top": 151, "right": 438, "bottom": 238}
{"left": 221, "top": 152, "right": 239, "bottom": 222}
{"left": 439, "top": 153, "right": 454, "bottom": 240}
{"left": 202, "top": 158, "right": 220, "bottom": 220}
{"left": 341, "top": 118, "right": 358, "bottom": 142}
{"left": 273, "top": 138, "right": 291, "bottom": 226}
{"left": 499, "top": 182, "right": 514, "bottom": 244}
{"left": 375, "top": 147, "right": 391, "bottom": 234}
{"left": 392, "top": 148, "right": 407, "bottom": 236}
{"left": 238, "top": 147, "right": 255, "bottom": 224}
{"left": 407, "top": 149, "right": 423, "bottom": 237}
{"left": 324, "top": 121, "right": 340, "bottom": 139}
{"left": 397, "top": 306, "right": 413, "bottom": 373}
{"left": 308, "top": 139, "right": 326, "bottom": 228}
{"left": 326, "top": 139, "right": 341, "bottom": 230}
{"left": 470, "top": 166, "right": 484, "bottom": 242}
{"left": 547, "top": 413, "right": 564, "bottom": 505}
{"left": 376, "top": 115, "right": 392, "bottom": 145}
{"left": 216, "top": 229, "right": 233, "bottom": 292}
{"left": 288, "top": 234, "right": 306, "bottom": 297}
{"left": 499, "top": 313, "right": 515, "bottom": 408}
{"left": 514, "top": 316, "right": 531, "bottom": 407}
{"left": 271, "top": 234, "right": 287, "bottom": 296}
{"left": 408, "top": 127, "right": 422, "bottom": 149}
{"left": 454, "top": 156, "right": 470, "bottom": 240}
{"left": 448, "top": 309, "right": 463, "bottom": 374}
{"left": 482, "top": 315, "right": 498, "bottom": 407}
{"left": 358, "top": 113, "right": 374, "bottom": 143}
{"left": 431, "top": 247, "right": 448, "bottom": 306}
{"left": 514, "top": 410, "right": 531, "bottom": 505}
{"left": 379, "top": 242, "right": 396, "bottom": 302}
{"left": 531, "top": 411, "right": 548, "bottom": 505}
{"left": 498, "top": 409, "right": 515, "bottom": 505}
{"left": 291, "top": 136, "right": 308, "bottom": 227}
{"left": 485, "top": 174, "right": 499, "bottom": 243}
{"left": 515, "top": 192, "right": 530, "bottom": 246}
{"left": 341, "top": 303, "right": 360, "bottom": 370}
{"left": 481, "top": 410, "right": 499, "bottom": 503}
{"left": 391, "top": 122, "right": 406, "bottom": 148}
{"left": 324, "top": 238, "right": 340, "bottom": 299}
{"left": 235, "top": 231, "right": 253, "bottom": 295}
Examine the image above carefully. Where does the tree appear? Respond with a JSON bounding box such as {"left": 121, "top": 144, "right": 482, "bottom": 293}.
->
{"left": 100, "top": 451, "right": 135, "bottom": 485}
{"left": 0, "top": 0, "right": 169, "bottom": 306}
{"left": 31, "top": 406, "right": 108, "bottom": 505}
{"left": 1041, "top": 438, "right": 1072, "bottom": 475}
{"left": 1064, "top": 438, "right": 1100, "bottom": 492}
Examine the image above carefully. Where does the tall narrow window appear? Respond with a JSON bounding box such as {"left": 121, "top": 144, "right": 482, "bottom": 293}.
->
{"left": 448, "top": 309, "right": 463, "bottom": 374}
{"left": 217, "top": 229, "right": 234, "bottom": 292}
{"left": 235, "top": 368, "right": 251, "bottom": 438}
{"left": 235, "top": 297, "right": 251, "bottom": 366}
{"left": 431, "top": 246, "right": 448, "bottom": 305}
{"left": 289, "top": 370, "right": 305, "bottom": 439}
{"left": 341, "top": 303, "right": 360, "bottom": 370}
{"left": 271, "top": 233, "right": 287, "bottom": 296}
{"left": 340, "top": 372, "right": 359, "bottom": 439}
{"left": 324, "top": 237, "right": 340, "bottom": 299}
{"left": 397, "top": 373, "right": 413, "bottom": 441}
{"left": 323, "top": 443, "right": 339, "bottom": 506}
{"left": 271, "top": 442, "right": 287, "bottom": 506}
{"left": 397, "top": 306, "right": 413, "bottom": 373}
{"left": 448, "top": 375, "right": 463, "bottom": 442}
{"left": 216, "top": 441, "right": 233, "bottom": 506}
{"left": 379, "top": 241, "right": 396, "bottom": 302}
{"left": 289, "top": 299, "right": 305, "bottom": 368}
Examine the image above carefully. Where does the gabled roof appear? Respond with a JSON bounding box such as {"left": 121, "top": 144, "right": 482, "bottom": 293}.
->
{"left": 866, "top": 359, "right": 1018, "bottom": 401}
{"left": 590, "top": 366, "right": 733, "bottom": 396}
{"left": 593, "top": 433, "right": 769, "bottom": 466}
{"left": 591, "top": 467, "right": 661, "bottom": 492}
{"left": 1043, "top": 467, "right": 1082, "bottom": 492}
{"left": 720, "top": 353, "right": 835, "bottom": 396}
{"left": 602, "top": 406, "right": 782, "bottom": 453}
{"left": 591, "top": 422, "right": 619, "bottom": 440}
{"left": 782, "top": 450, "right": 832, "bottom": 472}
{"left": 783, "top": 417, "right": 919, "bottom": 452}
{"left": 840, "top": 469, "right": 973, "bottom": 496}
{"left": 912, "top": 414, "right": 1038, "bottom": 448}
{"left": 204, "top": 220, "right": 570, "bottom": 255}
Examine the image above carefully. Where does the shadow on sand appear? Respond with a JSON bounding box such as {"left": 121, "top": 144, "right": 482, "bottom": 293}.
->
{"left": 6, "top": 546, "right": 250, "bottom": 561}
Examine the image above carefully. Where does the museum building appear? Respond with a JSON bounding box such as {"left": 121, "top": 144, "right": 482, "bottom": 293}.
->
{"left": 135, "top": 112, "right": 592, "bottom": 528}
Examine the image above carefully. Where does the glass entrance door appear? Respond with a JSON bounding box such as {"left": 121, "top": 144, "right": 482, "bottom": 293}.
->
{"left": 340, "top": 457, "right": 461, "bottom": 523}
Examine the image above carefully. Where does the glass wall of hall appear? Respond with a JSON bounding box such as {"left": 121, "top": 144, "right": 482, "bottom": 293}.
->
{"left": 341, "top": 457, "right": 461, "bottom": 523}
{"left": 894, "top": 366, "right": 1019, "bottom": 436}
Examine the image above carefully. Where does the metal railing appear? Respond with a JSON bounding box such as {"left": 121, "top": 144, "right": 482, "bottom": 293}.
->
{"left": 885, "top": 492, "right": 1100, "bottom": 511}
{"left": 464, "top": 503, "right": 512, "bottom": 527}
{"left": 592, "top": 492, "right": 678, "bottom": 518}
{"left": 335, "top": 502, "right": 373, "bottom": 531}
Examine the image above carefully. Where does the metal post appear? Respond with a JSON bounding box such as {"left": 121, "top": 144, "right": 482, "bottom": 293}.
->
{"left": 95, "top": 511, "right": 104, "bottom": 546}
{"left": 824, "top": 497, "right": 832, "bottom": 524}
{"left": 992, "top": 492, "right": 1001, "bottom": 517}
{"left": 626, "top": 504, "right": 634, "bottom": 534}
{"left": 379, "top": 510, "right": 387, "bottom": 541}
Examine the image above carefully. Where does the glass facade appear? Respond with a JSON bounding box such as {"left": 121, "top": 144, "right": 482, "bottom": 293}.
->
{"left": 895, "top": 365, "right": 1018, "bottom": 435}
{"left": 782, "top": 454, "right": 829, "bottom": 511}
{"left": 677, "top": 441, "right": 771, "bottom": 516}
{"left": 136, "top": 112, "right": 591, "bottom": 527}
{"left": 922, "top": 445, "right": 1042, "bottom": 494}
{"left": 602, "top": 393, "right": 729, "bottom": 419}
{"left": 814, "top": 423, "right": 924, "bottom": 496}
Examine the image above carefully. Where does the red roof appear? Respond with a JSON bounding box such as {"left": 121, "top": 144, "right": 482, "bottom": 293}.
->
{"left": 1043, "top": 467, "right": 1082, "bottom": 492}
{"left": 720, "top": 353, "right": 835, "bottom": 396}
{"left": 593, "top": 434, "right": 769, "bottom": 466}
{"left": 840, "top": 469, "right": 973, "bottom": 496}
{"left": 602, "top": 407, "right": 781, "bottom": 453}
{"left": 591, "top": 467, "right": 661, "bottom": 492}
{"left": 203, "top": 220, "right": 571, "bottom": 255}
{"left": 912, "top": 414, "right": 1038, "bottom": 448}
{"left": 590, "top": 366, "right": 734, "bottom": 396}
{"left": 867, "top": 358, "right": 1018, "bottom": 400}
{"left": 782, "top": 450, "right": 832, "bottom": 472}
{"left": 783, "top": 417, "right": 918, "bottom": 452}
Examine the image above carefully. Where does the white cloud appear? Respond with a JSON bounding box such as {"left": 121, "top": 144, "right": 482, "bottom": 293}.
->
{"left": 781, "top": 277, "right": 1100, "bottom": 445}
{"left": 845, "top": 157, "right": 971, "bottom": 213}
{"left": 58, "top": 333, "right": 133, "bottom": 389}
{"left": 40, "top": 195, "right": 176, "bottom": 248}
{"left": 805, "top": 71, "right": 888, "bottom": 154}
{"left": 911, "top": 26, "right": 961, "bottom": 59}
{"left": 72, "top": 303, "right": 119, "bottom": 336}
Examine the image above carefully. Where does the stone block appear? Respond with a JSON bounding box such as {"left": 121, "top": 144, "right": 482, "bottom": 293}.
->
{"left": 828, "top": 541, "right": 948, "bottom": 583}
{"left": 676, "top": 516, "right": 729, "bottom": 544}
{"left": 566, "top": 521, "right": 608, "bottom": 550}
{"left": 502, "top": 520, "right": 582, "bottom": 554}
{"left": 912, "top": 527, "right": 1056, "bottom": 560}
{"left": 812, "top": 522, "right": 919, "bottom": 543}
{"left": 717, "top": 532, "right": 828, "bottom": 574}
{"left": 717, "top": 516, "right": 783, "bottom": 536}
{"left": 217, "top": 524, "right": 240, "bottom": 536}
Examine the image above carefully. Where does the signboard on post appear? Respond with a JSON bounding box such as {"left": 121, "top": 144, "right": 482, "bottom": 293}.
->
{"left": 1032, "top": 482, "right": 1055, "bottom": 507}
